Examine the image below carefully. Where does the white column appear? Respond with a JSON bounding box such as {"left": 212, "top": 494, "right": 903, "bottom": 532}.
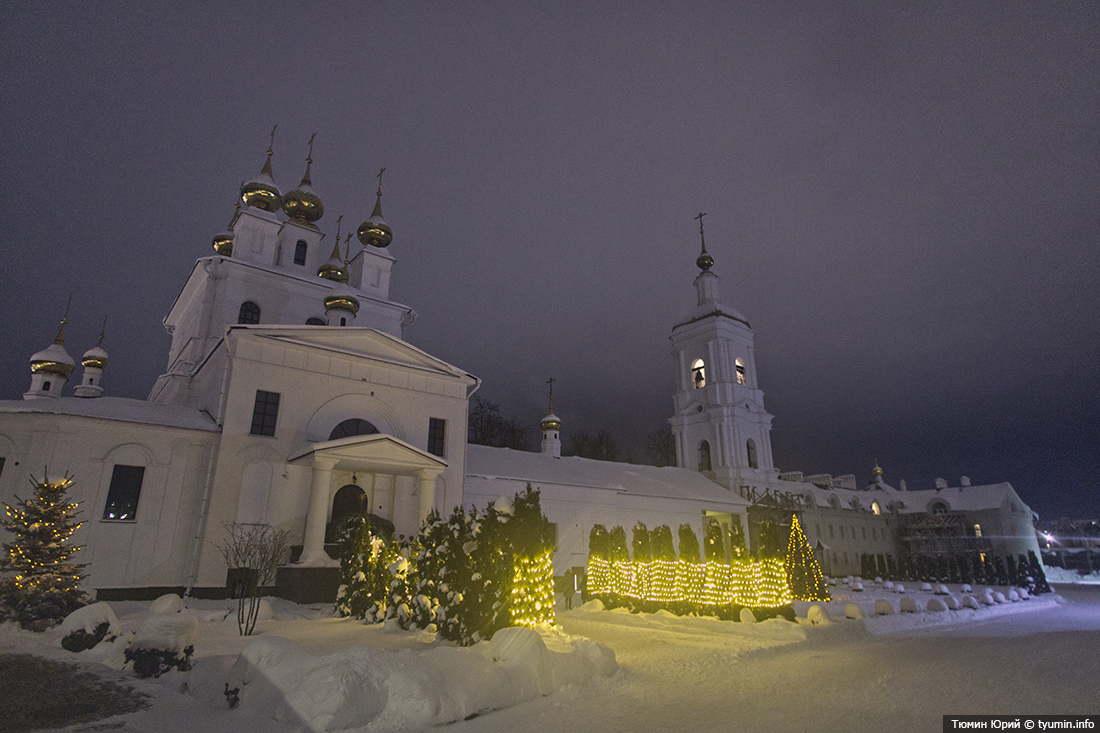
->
{"left": 299, "top": 457, "right": 337, "bottom": 566}
{"left": 416, "top": 468, "right": 442, "bottom": 526}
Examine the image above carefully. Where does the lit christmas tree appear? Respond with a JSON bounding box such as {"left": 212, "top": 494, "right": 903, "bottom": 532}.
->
{"left": 785, "top": 514, "right": 829, "bottom": 602}
{"left": 1, "top": 471, "right": 89, "bottom": 628}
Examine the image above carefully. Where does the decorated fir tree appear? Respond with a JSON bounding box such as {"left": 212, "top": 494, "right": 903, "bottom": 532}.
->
{"left": 1, "top": 471, "right": 89, "bottom": 628}
{"left": 784, "top": 514, "right": 829, "bottom": 602}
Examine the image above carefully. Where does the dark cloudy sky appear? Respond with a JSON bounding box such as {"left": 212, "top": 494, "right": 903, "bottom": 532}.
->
{"left": 2, "top": 2, "right": 1097, "bottom": 519}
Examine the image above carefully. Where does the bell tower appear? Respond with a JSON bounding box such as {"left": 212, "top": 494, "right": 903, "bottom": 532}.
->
{"left": 668, "top": 214, "right": 775, "bottom": 494}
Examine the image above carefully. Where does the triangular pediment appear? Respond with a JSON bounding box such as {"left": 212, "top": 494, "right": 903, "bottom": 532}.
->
{"left": 234, "top": 325, "right": 475, "bottom": 382}
{"left": 288, "top": 433, "right": 446, "bottom": 475}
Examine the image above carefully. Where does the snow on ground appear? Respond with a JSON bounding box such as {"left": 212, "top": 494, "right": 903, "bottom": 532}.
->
{"left": 1, "top": 582, "right": 1098, "bottom": 732}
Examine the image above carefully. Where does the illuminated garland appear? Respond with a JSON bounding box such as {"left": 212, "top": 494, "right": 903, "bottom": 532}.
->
{"left": 510, "top": 551, "right": 555, "bottom": 627}
{"left": 587, "top": 556, "right": 793, "bottom": 608}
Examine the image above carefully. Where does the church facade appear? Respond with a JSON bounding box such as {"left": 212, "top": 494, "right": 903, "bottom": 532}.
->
{"left": 0, "top": 143, "right": 1040, "bottom": 600}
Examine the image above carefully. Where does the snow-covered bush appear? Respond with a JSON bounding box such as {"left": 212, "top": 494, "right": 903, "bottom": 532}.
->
{"left": 739, "top": 607, "right": 756, "bottom": 624}
{"left": 149, "top": 593, "right": 184, "bottom": 615}
{"left": 806, "top": 604, "right": 831, "bottom": 625}
{"left": 874, "top": 599, "right": 896, "bottom": 616}
{"left": 894, "top": 584, "right": 905, "bottom": 594}
{"left": 899, "top": 597, "right": 919, "bottom": 613}
{"left": 60, "top": 602, "right": 121, "bottom": 652}
{"left": 962, "top": 595, "right": 980, "bottom": 609}
{"left": 921, "top": 582, "right": 933, "bottom": 592}
{"left": 1007, "top": 589, "right": 1020, "bottom": 602}
{"left": 933, "top": 583, "right": 950, "bottom": 596}
{"left": 845, "top": 603, "right": 863, "bottom": 620}
{"left": 125, "top": 610, "right": 198, "bottom": 678}
{"left": 927, "top": 598, "right": 947, "bottom": 613}
{"left": 335, "top": 513, "right": 401, "bottom": 622}
{"left": 943, "top": 595, "right": 960, "bottom": 610}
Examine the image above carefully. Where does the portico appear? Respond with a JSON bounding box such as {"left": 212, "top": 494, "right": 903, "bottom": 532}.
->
{"left": 289, "top": 433, "right": 446, "bottom": 565}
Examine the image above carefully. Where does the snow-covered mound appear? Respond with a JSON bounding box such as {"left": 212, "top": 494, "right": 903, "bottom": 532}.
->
{"left": 227, "top": 625, "right": 617, "bottom": 731}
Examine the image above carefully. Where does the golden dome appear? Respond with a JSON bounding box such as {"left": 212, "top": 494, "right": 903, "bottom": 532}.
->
{"left": 324, "top": 292, "right": 360, "bottom": 315}
{"left": 317, "top": 240, "right": 348, "bottom": 283}
{"left": 212, "top": 204, "right": 238, "bottom": 255}
{"left": 82, "top": 346, "right": 108, "bottom": 370}
{"left": 240, "top": 128, "right": 282, "bottom": 212}
{"left": 30, "top": 317, "right": 74, "bottom": 378}
{"left": 358, "top": 171, "right": 392, "bottom": 248}
{"left": 212, "top": 231, "right": 234, "bottom": 256}
{"left": 283, "top": 160, "right": 324, "bottom": 224}
{"left": 873, "top": 462, "right": 884, "bottom": 477}
{"left": 541, "top": 415, "right": 561, "bottom": 431}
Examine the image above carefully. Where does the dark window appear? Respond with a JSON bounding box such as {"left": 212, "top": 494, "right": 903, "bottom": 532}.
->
{"left": 43, "top": 381, "right": 51, "bottom": 392}
{"left": 428, "top": 418, "right": 446, "bottom": 457}
{"left": 328, "top": 418, "right": 378, "bottom": 441}
{"left": 238, "top": 301, "right": 261, "bottom": 325}
{"left": 0, "top": 457, "right": 5, "bottom": 479}
{"left": 340, "top": 317, "right": 347, "bottom": 326}
{"left": 331, "top": 484, "right": 365, "bottom": 527}
{"left": 746, "top": 439, "right": 758, "bottom": 469}
{"left": 294, "top": 240, "right": 307, "bottom": 265}
{"left": 306, "top": 317, "right": 326, "bottom": 325}
{"left": 103, "top": 465, "right": 145, "bottom": 521}
{"left": 698, "top": 440, "right": 711, "bottom": 472}
{"left": 250, "top": 390, "right": 280, "bottom": 436}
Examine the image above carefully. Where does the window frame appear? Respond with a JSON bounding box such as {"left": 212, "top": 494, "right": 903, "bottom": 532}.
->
{"left": 238, "top": 301, "right": 261, "bottom": 325}
{"left": 427, "top": 417, "right": 446, "bottom": 457}
{"left": 102, "top": 464, "right": 145, "bottom": 521}
{"left": 293, "top": 240, "right": 308, "bottom": 266}
{"left": 250, "top": 390, "right": 281, "bottom": 437}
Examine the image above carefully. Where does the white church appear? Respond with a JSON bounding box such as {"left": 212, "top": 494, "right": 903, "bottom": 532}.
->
{"left": 0, "top": 141, "right": 1041, "bottom": 602}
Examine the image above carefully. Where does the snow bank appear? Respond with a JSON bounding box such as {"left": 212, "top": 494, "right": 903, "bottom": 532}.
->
{"left": 228, "top": 625, "right": 618, "bottom": 731}
{"left": 133, "top": 610, "right": 198, "bottom": 652}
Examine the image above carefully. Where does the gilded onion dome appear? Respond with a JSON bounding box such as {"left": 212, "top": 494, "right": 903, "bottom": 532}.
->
{"left": 282, "top": 134, "right": 324, "bottom": 225}
{"left": 82, "top": 319, "right": 108, "bottom": 369}
{"left": 317, "top": 220, "right": 349, "bottom": 283}
{"left": 324, "top": 285, "right": 360, "bottom": 316}
{"left": 358, "top": 169, "right": 392, "bottom": 248}
{"left": 873, "top": 462, "right": 884, "bottom": 478}
{"left": 212, "top": 203, "right": 239, "bottom": 256}
{"left": 540, "top": 412, "right": 561, "bottom": 432}
{"left": 30, "top": 316, "right": 75, "bottom": 378}
{"left": 240, "top": 126, "right": 282, "bottom": 212}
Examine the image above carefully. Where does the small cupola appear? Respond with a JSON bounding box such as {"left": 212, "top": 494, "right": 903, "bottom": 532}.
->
{"left": 323, "top": 233, "right": 359, "bottom": 326}
{"left": 239, "top": 125, "right": 283, "bottom": 213}
{"left": 357, "top": 168, "right": 393, "bottom": 248}
{"left": 317, "top": 216, "right": 349, "bottom": 283}
{"left": 540, "top": 378, "right": 562, "bottom": 458}
{"left": 212, "top": 203, "right": 239, "bottom": 256}
{"left": 74, "top": 317, "right": 108, "bottom": 398}
{"left": 25, "top": 302, "right": 75, "bottom": 400}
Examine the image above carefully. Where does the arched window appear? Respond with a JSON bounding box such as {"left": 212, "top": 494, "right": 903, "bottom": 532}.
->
{"left": 306, "top": 317, "right": 326, "bottom": 325}
{"left": 238, "top": 301, "right": 261, "bottom": 324}
{"left": 698, "top": 440, "right": 712, "bottom": 472}
{"left": 294, "top": 240, "right": 308, "bottom": 266}
{"left": 42, "top": 381, "right": 51, "bottom": 392}
{"left": 691, "top": 359, "right": 706, "bottom": 389}
{"left": 331, "top": 484, "right": 366, "bottom": 527}
{"left": 329, "top": 419, "right": 379, "bottom": 441}
{"left": 735, "top": 358, "right": 747, "bottom": 385}
{"left": 746, "top": 439, "right": 758, "bottom": 469}
{"left": 930, "top": 501, "right": 949, "bottom": 516}
{"left": 871, "top": 501, "right": 881, "bottom": 516}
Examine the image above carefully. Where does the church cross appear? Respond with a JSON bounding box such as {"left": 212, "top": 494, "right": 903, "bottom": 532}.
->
{"left": 695, "top": 211, "right": 708, "bottom": 252}
{"left": 546, "top": 376, "right": 555, "bottom": 412}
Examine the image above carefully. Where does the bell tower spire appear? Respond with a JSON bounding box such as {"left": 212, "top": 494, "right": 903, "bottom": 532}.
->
{"left": 540, "top": 376, "right": 562, "bottom": 458}
{"left": 25, "top": 296, "right": 75, "bottom": 400}
{"left": 668, "top": 216, "right": 775, "bottom": 496}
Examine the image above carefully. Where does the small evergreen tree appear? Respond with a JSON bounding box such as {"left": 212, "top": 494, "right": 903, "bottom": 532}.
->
{"left": 677, "top": 524, "right": 700, "bottom": 563}
{"left": 729, "top": 516, "right": 747, "bottom": 561}
{"left": 334, "top": 513, "right": 399, "bottom": 622}
{"left": 1027, "top": 550, "right": 1051, "bottom": 594}
{"left": 608, "top": 526, "right": 629, "bottom": 562}
{"left": 0, "top": 471, "right": 90, "bottom": 628}
{"left": 704, "top": 519, "right": 725, "bottom": 563}
{"left": 651, "top": 525, "right": 675, "bottom": 562}
{"left": 588, "top": 525, "right": 609, "bottom": 560}
{"left": 631, "top": 523, "right": 652, "bottom": 564}
{"left": 785, "top": 515, "right": 829, "bottom": 602}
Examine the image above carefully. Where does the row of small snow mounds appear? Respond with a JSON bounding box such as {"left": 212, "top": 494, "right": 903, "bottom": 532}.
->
{"left": 228, "top": 624, "right": 618, "bottom": 732}
{"left": 800, "top": 592, "right": 1061, "bottom": 635}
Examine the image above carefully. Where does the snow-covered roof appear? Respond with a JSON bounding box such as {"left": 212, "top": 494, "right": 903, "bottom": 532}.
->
{"left": 466, "top": 445, "right": 750, "bottom": 507}
{"left": 0, "top": 396, "right": 219, "bottom": 432}
{"left": 779, "top": 476, "right": 1029, "bottom": 516}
